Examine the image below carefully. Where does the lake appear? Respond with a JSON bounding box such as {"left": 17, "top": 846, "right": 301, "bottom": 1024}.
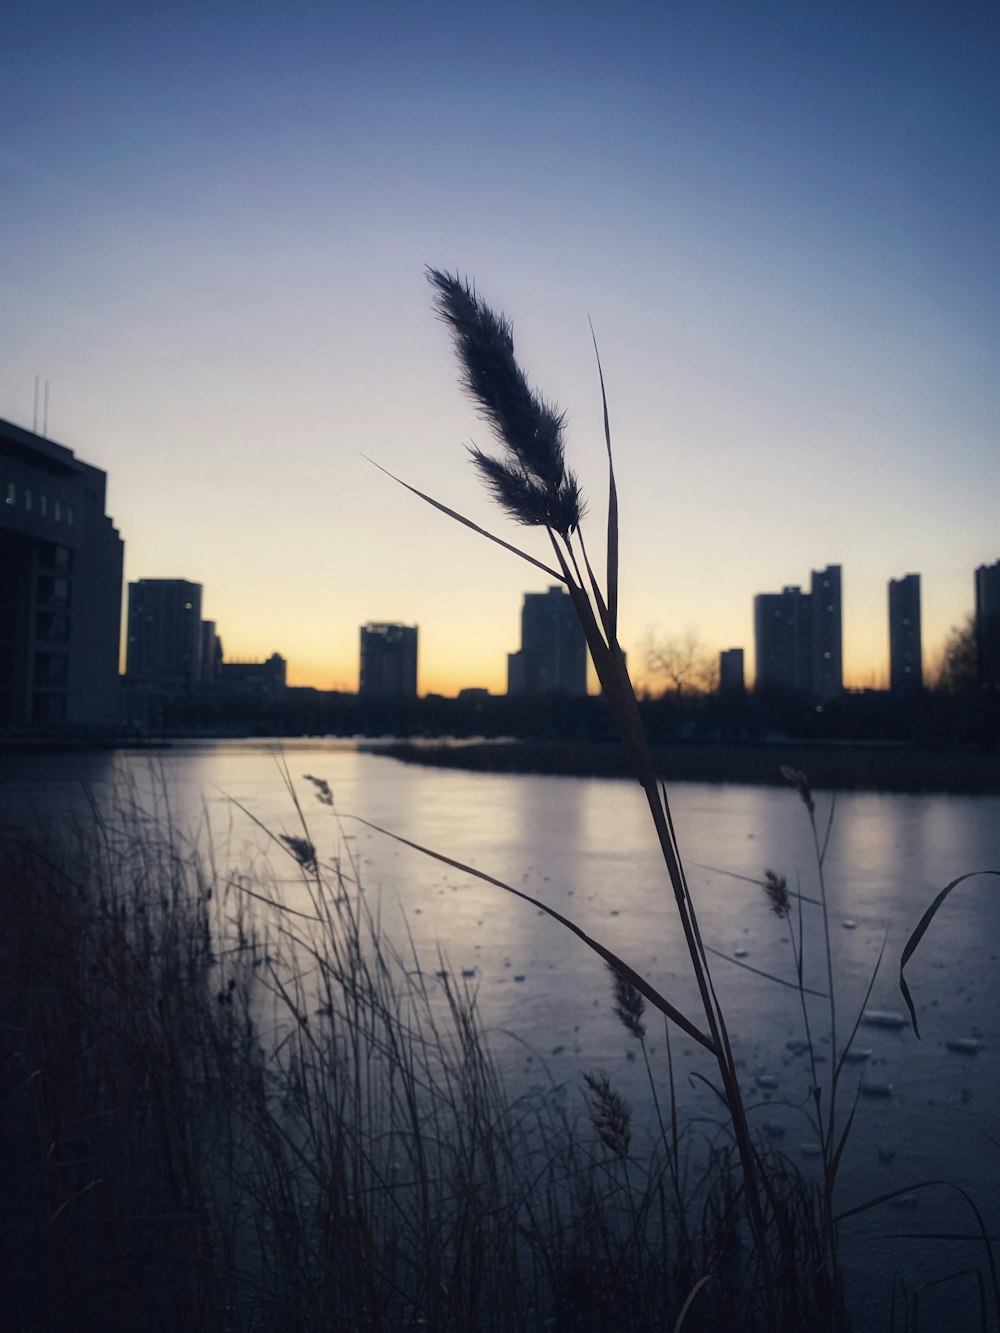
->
{"left": 3, "top": 737, "right": 999, "bottom": 1329}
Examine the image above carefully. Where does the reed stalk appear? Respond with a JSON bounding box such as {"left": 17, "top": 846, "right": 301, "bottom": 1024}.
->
{"left": 385, "top": 267, "right": 778, "bottom": 1305}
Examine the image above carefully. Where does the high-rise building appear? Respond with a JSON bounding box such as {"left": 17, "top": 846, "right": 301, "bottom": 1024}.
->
{"left": 0, "top": 417, "right": 123, "bottom": 726}
{"left": 888, "top": 574, "right": 922, "bottom": 694}
{"left": 719, "top": 648, "right": 745, "bottom": 695}
{"left": 507, "top": 586, "right": 586, "bottom": 696}
{"left": 811, "top": 564, "right": 843, "bottom": 700}
{"left": 753, "top": 586, "right": 812, "bottom": 695}
{"left": 200, "top": 619, "right": 223, "bottom": 683}
{"left": 975, "top": 560, "right": 1000, "bottom": 691}
{"left": 753, "top": 565, "right": 843, "bottom": 699}
{"left": 125, "top": 579, "right": 204, "bottom": 686}
{"left": 359, "top": 623, "right": 418, "bottom": 697}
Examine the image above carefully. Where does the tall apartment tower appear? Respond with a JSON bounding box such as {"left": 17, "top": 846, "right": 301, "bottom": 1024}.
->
{"left": 719, "top": 648, "right": 745, "bottom": 695}
{"left": 975, "top": 560, "right": 1000, "bottom": 691}
{"left": 753, "top": 565, "right": 842, "bottom": 699}
{"left": 753, "top": 586, "right": 812, "bottom": 695}
{"left": 126, "top": 579, "right": 204, "bottom": 686}
{"left": 507, "top": 586, "right": 587, "bottom": 696}
{"left": 0, "top": 417, "right": 123, "bottom": 726}
{"left": 359, "top": 623, "right": 418, "bottom": 697}
{"left": 888, "top": 574, "right": 922, "bottom": 694}
{"left": 811, "top": 564, "right": 843, "bottom": 700}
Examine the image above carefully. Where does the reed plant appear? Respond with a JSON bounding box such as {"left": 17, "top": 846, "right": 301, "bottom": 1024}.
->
{"left": 363, "top": 268, "right": 1000, "bottom": 1330}
{"left": 4, "top": 779, "right": 829, "bottom": 1332}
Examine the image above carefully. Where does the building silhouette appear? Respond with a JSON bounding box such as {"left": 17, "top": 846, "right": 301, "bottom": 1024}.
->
{"left": 507, "top": 586, "right": 587, "bottom": 696}
{"left": 219, "top": 652, "right": 286, "bottom": 700}
{"left": 975, "top": 560, "right": 1000, "bottom": 691}
{"left": 888, "top": 574, "right": 922, "bottom": 694}
{"left": 719, "top": 648, "right": 745, "bottom": 695}
{"left": 126, "top": 579, "right": 205, "bottom": 687}
{"left": 754, "top": 565, "right": 842, "bottom": 699}
{"left": 811, "top": 565, "right": 843, "bottom": 699}
{"left": 0, "top": 418, "right": 123, "bottom": 726}
{"left": 359, "top": 623, "right": 418, "bottom": 697}
{"left": 754, "top": 586, "right": 813, "bottom": 695}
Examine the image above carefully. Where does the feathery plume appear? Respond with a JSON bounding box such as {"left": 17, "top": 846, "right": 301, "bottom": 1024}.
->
{"left": 607, "top": 961, "right": 646, "bottom": 1040}
{"left": 780, "top": 766, "right": 815, "bottom": 816}
{"left": 761, "top": 868, "right": 791, "bottom": 919}
{"left": 583, "top": 1070, "right": 632, "bottom": 1159}
{"left": 427, "top": 267, "right": 584, "bottom": 537}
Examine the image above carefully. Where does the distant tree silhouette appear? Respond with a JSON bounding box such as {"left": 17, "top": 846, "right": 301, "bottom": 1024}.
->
{"left": 642, "top": 628, "right": 718, "bottom": 696}
{"left": 932, "top": 615, "right": 978, "bottom": 693}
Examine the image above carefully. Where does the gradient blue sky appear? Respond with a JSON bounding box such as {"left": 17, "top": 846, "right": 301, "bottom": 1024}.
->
{"left": 3, "top": 0, "right": 998, "bottom": 692}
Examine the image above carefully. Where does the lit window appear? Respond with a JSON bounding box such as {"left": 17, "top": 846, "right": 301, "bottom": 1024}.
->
{"left": 4, "top": 482, "right": 14, "bottom": 506}
{"left": 824, "top": 651, "right": 831, "bottom": 659}
{"left": 66, "top": 506, "right": 74, "bottom": 526}
{"left": 827, "top": 605, "right": 833, "bottom": 613}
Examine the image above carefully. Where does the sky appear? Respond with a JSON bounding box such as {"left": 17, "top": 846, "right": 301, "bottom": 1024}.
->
{"left": 2, "top": 0, "right": 998, "bottom": 694}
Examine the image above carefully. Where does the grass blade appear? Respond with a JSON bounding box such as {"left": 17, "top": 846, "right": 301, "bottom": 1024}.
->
{"left": 703, "top": 944, "right": 828, "bottom": 997}
{"left": 589, "top": 319, "right": 618, "bottom": 642}
{"left": 346, "top": 812, "right": 717, "bottom": 1054}
{"left": 899, "top": 870, "right": 1000, "bottom": 1036}
{"left": 364, "top": 456, "right": 565, "bottom": 581}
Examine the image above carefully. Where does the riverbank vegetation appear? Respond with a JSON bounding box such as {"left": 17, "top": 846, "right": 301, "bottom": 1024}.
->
{"left": 0, "top": 794, "right": 849, "bottom": 1331}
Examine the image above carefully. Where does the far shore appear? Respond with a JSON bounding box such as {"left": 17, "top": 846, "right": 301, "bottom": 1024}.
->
{"left": 366, "top": 738, "right": 1000, "bottom": 795}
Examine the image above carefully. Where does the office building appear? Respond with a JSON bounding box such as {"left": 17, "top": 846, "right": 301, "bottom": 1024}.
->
{"left": 359, "top": 623, "right": 418, "bottom": 697}
{"left": 200, "top": 619, "right": 223, "bottom": 683}
{"left": 753, "top": 586, "right": 813, "bottom": 695}
{"left": 975, "top": 560, "right": 1000, "bottom": 691}
{"left": 126, "top": 579, "right": 204, "bottom": 687}
{"left": 0, "top": 417, "right": 123, "bottom": 726}
{"left": 888, "top": 574, "right": 922, "bottom": 694}
{"left": 219, "top": 652, "right": 286, "bottom": 700}
{"left": 507, "top": 586, "right": 587, "bottom": 696}
{"left": 811, "top": 565, "right": 843, "bottom": 699}
{"left": 753, "top": 565, "right": 843, "bottom": 699}
{"left": 719, "top": 648, "right": 745, "bottom": 695}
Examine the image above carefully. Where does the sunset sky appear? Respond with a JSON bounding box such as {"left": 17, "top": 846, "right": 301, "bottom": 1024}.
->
{"left": 2, "top": 0, "right": 998, "bottom": 694}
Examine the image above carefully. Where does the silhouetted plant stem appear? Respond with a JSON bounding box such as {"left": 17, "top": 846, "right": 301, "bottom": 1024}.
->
{"left": 399, "top": 269, "right": 788, "bottom": 1313}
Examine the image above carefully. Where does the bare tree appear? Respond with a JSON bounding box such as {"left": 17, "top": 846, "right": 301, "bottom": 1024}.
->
{"left": 930, "top": 615, "right": 978, "bottom": 694}
{"left": 642, "top": 628, "right": 719, "bottom": 696}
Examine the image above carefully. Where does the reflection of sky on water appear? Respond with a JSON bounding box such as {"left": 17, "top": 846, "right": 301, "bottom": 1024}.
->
{"left": 2, "top": 741, "right": 998, "bottom": 1328}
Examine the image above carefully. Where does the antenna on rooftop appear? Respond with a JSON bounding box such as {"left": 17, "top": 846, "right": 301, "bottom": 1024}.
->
{"left": 33, "top": 375, "right": 39, "bottom": 433}
{"left": 43, "top": 379, "right": 50, "bottom": 437}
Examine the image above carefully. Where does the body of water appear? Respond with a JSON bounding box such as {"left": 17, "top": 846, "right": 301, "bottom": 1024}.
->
{"left": 3, "top": 738, "right": 999, "bottom": 1329}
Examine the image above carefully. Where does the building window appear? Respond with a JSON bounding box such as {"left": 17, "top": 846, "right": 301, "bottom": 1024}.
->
{"left": 4, "top": 482, "right": 14, "bottom": 506}
{"left": 25, "top": 488, "right": 33, "bottom": 511}
{"left": 67, "top": 505, "right": 74, "bottom": 526}
{"left": 40, "top": 495, "right": 48, "bottom": 517}
{"left": 54, "top": 500, "right": 62, "bottom": 522}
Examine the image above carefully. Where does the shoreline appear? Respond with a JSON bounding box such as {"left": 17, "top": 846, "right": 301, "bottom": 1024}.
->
{"left": 367, "top": 738, "right": 1000, "bottom": 795}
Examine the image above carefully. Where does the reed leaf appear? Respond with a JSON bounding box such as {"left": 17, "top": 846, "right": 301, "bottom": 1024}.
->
{"left": 899, "top": 870, "right": 1000, "bottom": 1037}
{"left": 363, "top": 456, "right": 565, "bottom": 582}
{"left": 589, "top": 320, "right": 619, "bottom": 642}
{"left": 345, "top": 812, "right": 717, "bottom": 1054}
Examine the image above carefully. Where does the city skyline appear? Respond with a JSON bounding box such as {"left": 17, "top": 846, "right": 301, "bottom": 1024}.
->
{"left": 2, "top": 2, "right": 998, "bottom": 695}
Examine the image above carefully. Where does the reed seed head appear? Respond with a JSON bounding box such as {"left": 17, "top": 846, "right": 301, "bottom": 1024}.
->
{"left": 427, "top": 267, "right": 585, "bottom": 537}
{"left": 607, "top": 961, "right": 646, "bottom": 1041}
{"left": 780, "top": 765, "right": 815, "bottom": 816}
{"left": 303, "top": 773, "right": 334, "bottom": 807}
{"left": 762, "top": 868, "right": 791, "bottom": 919}
{"left": 583, "top": 1070, "right": 632, "bottom": 1159}
{"left": 280, "top": 835, "right": 317, "bottom": 872}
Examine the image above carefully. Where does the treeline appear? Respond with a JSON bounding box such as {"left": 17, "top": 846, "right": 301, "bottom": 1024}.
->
{"left": 120, "top": 682, "right": 1000, "bottom": 751}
